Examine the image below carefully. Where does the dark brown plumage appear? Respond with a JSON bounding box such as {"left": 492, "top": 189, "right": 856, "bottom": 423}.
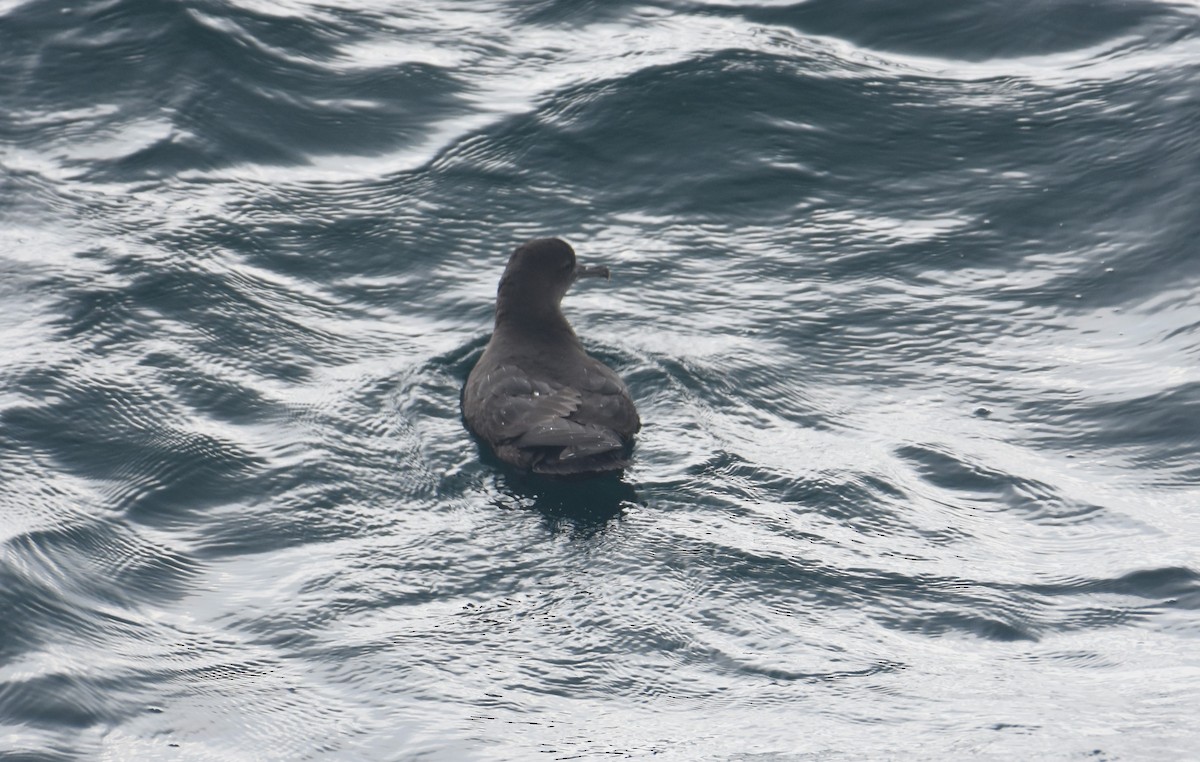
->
{"left": 462, "top": 238, "right": 640, "bottom": 475}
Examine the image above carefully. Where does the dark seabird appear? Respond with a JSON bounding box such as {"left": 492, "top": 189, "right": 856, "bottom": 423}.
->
{"left": 463, "top": 238, "right": 640, "bottom": 476}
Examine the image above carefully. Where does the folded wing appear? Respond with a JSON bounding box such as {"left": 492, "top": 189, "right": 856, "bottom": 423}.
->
{"left": 468, "top": 364, "right": 633, "bottom": 473}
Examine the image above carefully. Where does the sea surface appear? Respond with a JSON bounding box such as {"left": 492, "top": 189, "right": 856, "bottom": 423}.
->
{"left": 2, "top": 0, "right": 1199, "bottom": 759}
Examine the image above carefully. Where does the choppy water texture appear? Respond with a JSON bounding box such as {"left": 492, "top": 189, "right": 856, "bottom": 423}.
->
{"left": 3, "top": 0, "right": 1199, "bottom": 759}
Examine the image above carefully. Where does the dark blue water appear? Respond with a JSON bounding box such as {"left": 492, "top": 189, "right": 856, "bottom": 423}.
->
{"left": 3, "top": 0, "right": 1199, "bottom": 759}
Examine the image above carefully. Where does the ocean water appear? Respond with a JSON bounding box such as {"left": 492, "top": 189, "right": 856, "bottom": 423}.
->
{"left": 2, "top": 0, "right": 1199, "bottom": 759}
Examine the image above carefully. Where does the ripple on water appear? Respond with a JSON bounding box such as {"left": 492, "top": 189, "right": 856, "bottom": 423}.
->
{"left": 2, "top": 0, "right": 1199, "bottom": 757}
{"left": 729, "top": 0, "right": 1189, "bottom": 60}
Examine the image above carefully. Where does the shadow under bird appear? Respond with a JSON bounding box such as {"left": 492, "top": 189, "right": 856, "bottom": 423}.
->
{"left": 462, "top": 238, "right": 640, "bottom": 476}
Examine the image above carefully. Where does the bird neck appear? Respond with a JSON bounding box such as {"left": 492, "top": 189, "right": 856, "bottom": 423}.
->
{"left": 494, "top": 298, "right": 580, "bottom": 346}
